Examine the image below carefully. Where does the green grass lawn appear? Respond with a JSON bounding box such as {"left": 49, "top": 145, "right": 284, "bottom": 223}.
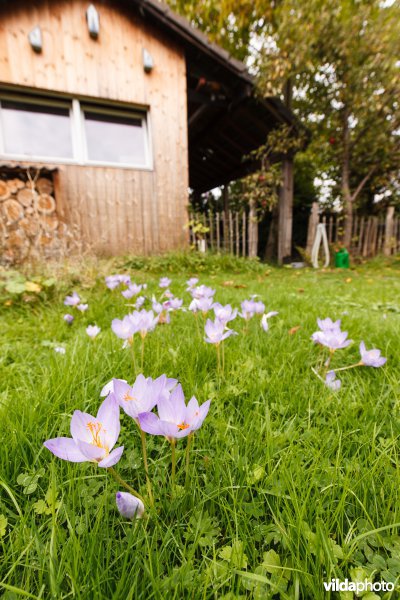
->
{"left": 1, "top": 253, "right": 399, "bottom": 600}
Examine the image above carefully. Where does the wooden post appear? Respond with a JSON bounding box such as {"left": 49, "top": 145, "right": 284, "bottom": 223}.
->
{"left": 216, "top": 212, "right": 220, "bottom": 252}
{"left": 223, "top": 185, "right": 229, "bottom": 252}
{"left": 277, "top": 158, "right": 294, "bottom": 264}
{"left": 248, "top": 198, "right": 258, "bottom": 258}
{"left": 384, "top": 205, "right": 395, "bottom": 256}
{"left": 242, "top": 212, "right": 246, "bottom": 256}
{"left": 357, "top": 217, "right": 365, "bottom": 255}
{"left": 306, "top": 202, "right": 319, "bottom": 256}
{"left": 229, "top": 210, "right": 234, "bottom": 254}
{"left": 209, "top": 211, "right": 214, "bottom": 251}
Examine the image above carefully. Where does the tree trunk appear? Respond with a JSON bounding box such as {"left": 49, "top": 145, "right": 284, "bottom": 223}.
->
{"left": 342, "top": 107, "right": 353, "bottom": 248}
{"left": 277, "top": 158, "right": 294, "bottom": 264}
{"left": 248, "top": 197, "right": 258, "bottom": 258}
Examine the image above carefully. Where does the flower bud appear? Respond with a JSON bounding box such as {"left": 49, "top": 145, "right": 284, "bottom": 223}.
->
{"left": 116, "top": 492, "right": 144, "bottom": 519}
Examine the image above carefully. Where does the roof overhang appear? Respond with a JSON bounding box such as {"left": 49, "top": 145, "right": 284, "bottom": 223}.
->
{"left": 132, "top": 0, "right": 304, "bottom": 192}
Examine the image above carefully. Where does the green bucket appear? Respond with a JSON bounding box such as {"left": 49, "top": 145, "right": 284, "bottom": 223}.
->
{"left": 335, "top": 248, "right": 350, "bottom": 268}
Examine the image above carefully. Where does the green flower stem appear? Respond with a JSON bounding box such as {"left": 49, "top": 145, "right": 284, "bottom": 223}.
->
{"left": 171, "top": 439, "right": 176, "bottom": 495}
{"left": 107, "top": 467, "right": 145, "bottom": 504}
{"left": 130, "top": 337, "right": 137, "bottom": 375}
{"left": 216, "top": 343, "right": 221, "bottom": 373}
{"left": 330, "top": 361, "right": 363, "bottom": 373}
{"left": 185, "top": 434, "right": 193, "bottom": 490}
{"left": 140, "top": 336, "right": 145, "bottom": 372}
{"left": 140, "top": 428, "right": 154, "bottom": 507}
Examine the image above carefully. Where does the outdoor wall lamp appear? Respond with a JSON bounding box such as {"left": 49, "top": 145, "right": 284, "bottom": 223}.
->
{"left": 86, "top": 4, "right": 100, "bottom": 39}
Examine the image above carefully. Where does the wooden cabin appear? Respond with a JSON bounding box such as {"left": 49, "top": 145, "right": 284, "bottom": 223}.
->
{"left": 0, "top": 0, "right": 298, "bottom": 262}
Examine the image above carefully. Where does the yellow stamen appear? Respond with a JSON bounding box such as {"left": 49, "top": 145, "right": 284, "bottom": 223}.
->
{"left": 177, "top": 422, "right": 190, "bottom": 431}
{"left": 123, "top": 392, "right": 136, "bottom": 401}
{"left": 86, "top": 421, "right": 108, "bottom": 451}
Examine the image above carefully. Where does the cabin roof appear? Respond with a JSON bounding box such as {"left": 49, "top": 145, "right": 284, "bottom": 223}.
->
{"left": 132, "top": 0, "right": 301, "bottom": 192}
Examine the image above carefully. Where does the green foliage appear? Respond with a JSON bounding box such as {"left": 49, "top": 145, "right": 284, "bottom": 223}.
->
{"left": 0, "top": 255, "right": 399, "bottom": 598}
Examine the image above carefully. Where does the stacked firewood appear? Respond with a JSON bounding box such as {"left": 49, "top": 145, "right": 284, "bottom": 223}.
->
{"left": 0, "top": 173, "right": 70, "bottom": 264}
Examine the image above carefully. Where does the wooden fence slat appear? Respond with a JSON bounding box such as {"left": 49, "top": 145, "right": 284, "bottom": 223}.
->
{"left": 216, "top": 212, "right": 220, "bottom": 252}
{"left": 242, "top": 212, "right": 246, "bottom": 257}
{"left": 235, "top": 213, "right": 239, "bottom": 256}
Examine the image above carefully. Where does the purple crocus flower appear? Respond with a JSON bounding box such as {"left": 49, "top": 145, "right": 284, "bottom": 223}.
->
{"left": 359, "top": 341, "right": 387, "bottom": 367}
{"left": 113, "top": 374, "right": 176, "bottom": 421}
{"left": 112, "top": 315, "right": 136, "bottom": 340}
{"left": 325, "top": 371, "right": 341, "bottom": 391}
{"left": 213, "top": 303, "right": 238, "bottom": 325}
{"left": 105, "top": 275, "right": 121, "bottom": 290}
{"left": 77, "top": 304, "right": 88, "bottom": 312}
{"left": 191, "top": 285, "right": 215, "bottom": 300}
{"left": 116, "top": 492, "right": 144, "bottom": 519}
{"left": 64, "top": 291, "right": 80, "bottom": 307}
{"left": 253, "top": 300, "right": 265, "bottom": 314}
{"left": 43, "top": 393, "right": 123, "bottom": 467}
{"left": 122, "top": 283, "right": 142, "bottom": 299}
{"left": 86, "top": 324, "right": 101, "bottom": 339}
{"left": 163, "top": 298, "right": 183, "bottom": 311}
{"left": 317, "top": 317, "right": 341, "bottom": 332}
{"left": 261, "top": 311, "right": 279, "bottom": 332}
{"left": 100, "top": 378, "right": 127, "bottom": 397}
{"left": 135, "top": 296, "right": 146, "bottom": 309}
{"left": 240, "top": 299, "right": 257, "bottom": 320}
{"left": 186, "top": 277, "right": 199, "bottom": 290}
{"left": 138, "top": 384, "right": 211, "bottom": 441}
{"left": 312, "top": 329, "right": 352, "bottom": 350}
{"left": 159, "top": 277, "right": 171, "bottom": 288}
{"left": 129, "top": 309, "right": 158, "bottom": 338}
{"left": 190, "top": 297, "right": 214, "bottom": 314}
{"left": 204, "top": 319, "right": 236, "bottom": 345}
{"left": 63, "top": 314, "right": 74, "bottom": 324}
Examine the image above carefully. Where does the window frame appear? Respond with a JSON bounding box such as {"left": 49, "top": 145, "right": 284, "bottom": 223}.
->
{"left": 0, "top": 91, "right": 153, "bottom": 170}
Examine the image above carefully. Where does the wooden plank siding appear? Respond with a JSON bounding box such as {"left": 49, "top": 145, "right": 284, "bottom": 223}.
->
{"left": 0, "top": 0, "right": 189, "bottom": 255}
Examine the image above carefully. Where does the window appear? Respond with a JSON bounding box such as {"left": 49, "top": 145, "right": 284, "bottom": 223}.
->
{"left": 0, "top": 93, "right": 151, "bottom": 169}
{"left": 1, "top": 100, "right": 73, "bottom": 160}
{"left": 83, "top": 109, "right": 148, "bottom": 166}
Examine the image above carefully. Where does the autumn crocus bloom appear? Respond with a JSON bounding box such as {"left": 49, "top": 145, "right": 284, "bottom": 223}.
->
{"left": 100, "top": 378, "right": 127, "bottom": 397}
{"left": 261, "top": 311, "right": 279, "bottom": 332}
{"left": 311, "top": 328, "right": 352, "bottom": 350}
{"left": 138, "top": 384, "right": 211, "bottom": 440}
{"left": 77, "top": 304, "right": 88, "bottom": 312}
{"left": 129, "top": 309, "right": 158, "bottom": 338}
{"left": 240, "top": 299, "right": 257, "bottom": 320}
{"left": 64, "top": 291, "right": 80, "bottom": 306}
{"left": 159, "top": 277, "right": 171, "bottom": 288}
{"left": 113, "top": 374, "right": 177, "bottom": 421}
{"left": 317, "top": 317, "right": 341, "bottom": 332}
{"left": 359, "top": 341, "right": 387, "bottom": 367}
{"left": 163, "top": 297, "right": 183, "bottom": 311}
{"left": 86, "top": 324, "right": 101, "bottom": 338}
{"left": 191, "top": 285, "right": 215, "bottom": 300}
{"left": 325, "top": 371, "right": 341, "bottom": 391}
{"left": 112, "top": 315, "right": 136, "bottom": 340}
{"left": 213, "top": 303, "right": 238, "bottom": 325}
{"left": 63, "top": 314, "right": 74, "bottom": 324}
{"left": 43, "top": 393, "right": 123, "bottom": 467}
{"left": 116, "top": 492, "right": 144, "bottom": 519}
{"left": 122, "top": 283, "right": 142, "bottom": 299}
{"left": 186, "top": 277, "right": 199, "bottom": 290}
{"left": 204, "top": 319, "right": 236, "bottom": 345}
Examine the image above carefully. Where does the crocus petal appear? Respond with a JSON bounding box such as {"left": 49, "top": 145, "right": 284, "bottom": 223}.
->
{"left": 137, "top": 412, "right": 164, "bottom": 435}
{"left": 116, "top": 491, "right": 144, "bottom": 519}
{"left": 77, "top": 440, "right": 106, "bottom": 462}
{"left": 96, "top": 393, "right": 121, "bottom": 449}
{"left": 70, "top": 410, "right": 96, "bottom": 444}
{"left": 43, "top": 437, "right": 88, "bottom": 462}
{"left": 98, "top": 446, "right": 124, "bottom": 468}
{"left": 192, "top": 399, "right": 211, "bottom": 431}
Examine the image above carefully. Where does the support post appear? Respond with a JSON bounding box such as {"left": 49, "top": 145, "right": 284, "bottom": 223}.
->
{"left": 277, "top": 157, "right": 294, "bottom": 264}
